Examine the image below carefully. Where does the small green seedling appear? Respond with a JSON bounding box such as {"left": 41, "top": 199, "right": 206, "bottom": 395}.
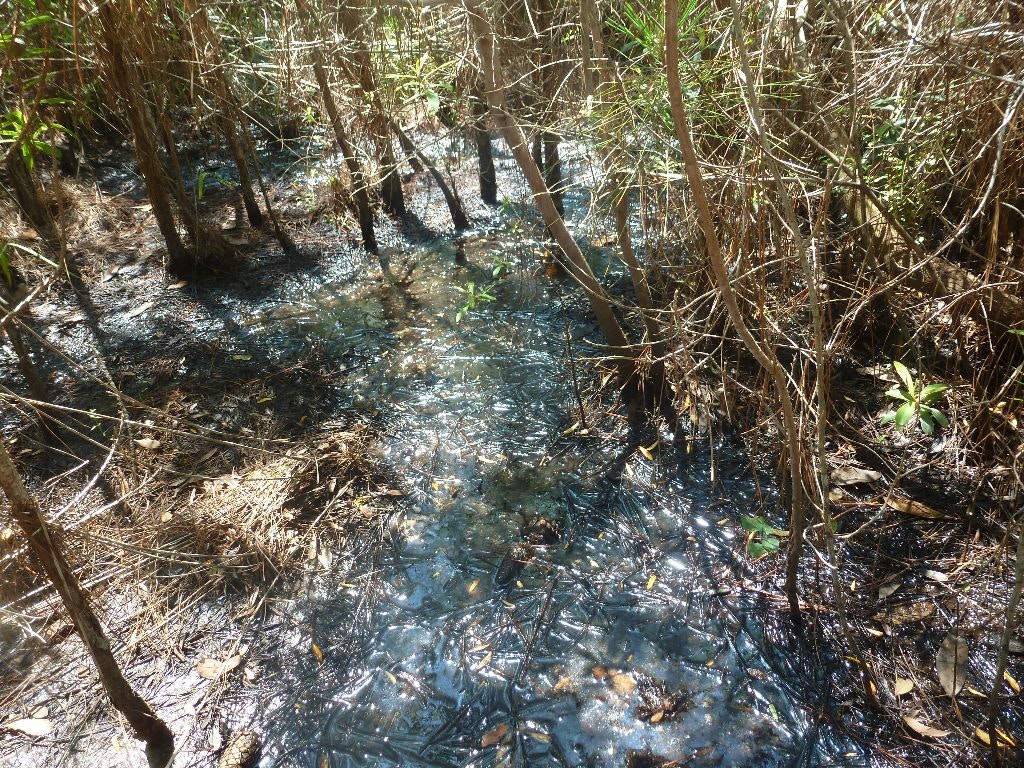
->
{"left": 454, "top": 281, "right": 496, "bottom": 322}
{"left": 880, "top": 361, "right": 948, "bottom": 436}
{"left": 741, "top": 515, "right": 787, "bottom": 559}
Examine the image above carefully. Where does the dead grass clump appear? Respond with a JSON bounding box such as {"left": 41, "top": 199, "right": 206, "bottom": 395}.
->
{"left": 160, "top": 426, "right": 396, "bottom": 585}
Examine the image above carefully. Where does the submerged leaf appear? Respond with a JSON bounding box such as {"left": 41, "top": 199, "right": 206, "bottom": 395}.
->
{"left": 936, "top": 632, "right": 969, "bottom": 697}
{"left": 480, "top": 723, "right": 508, "bottom": 747}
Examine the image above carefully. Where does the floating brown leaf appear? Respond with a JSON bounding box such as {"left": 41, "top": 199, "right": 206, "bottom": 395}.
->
{"left": 936, "top": 632, "right": 969, "bottom": 697}
{"left": 903, "top": 716, "right": 950, "bottom": 739}
{"left": 480, "top": 723, "right": 508, "bottom": 748}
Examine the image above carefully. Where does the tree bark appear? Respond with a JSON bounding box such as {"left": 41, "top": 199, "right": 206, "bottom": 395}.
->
{"left": 0, "top": 440, "right": 174, "bottom": 767}
{"left": 471, "top": 86, "right": 498, "bottom": 204}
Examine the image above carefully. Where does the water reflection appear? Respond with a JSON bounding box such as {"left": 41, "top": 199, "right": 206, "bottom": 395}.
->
{"left": 249, "top": 235, "right": 851, "bottom": 768}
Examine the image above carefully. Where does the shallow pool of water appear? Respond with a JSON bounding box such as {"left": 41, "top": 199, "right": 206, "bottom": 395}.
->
{"left": 238, "top": 232, "right": 860, "bottom": 768}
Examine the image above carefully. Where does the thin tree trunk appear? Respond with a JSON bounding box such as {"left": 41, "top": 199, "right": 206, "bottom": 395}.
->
{"left": 543, "top": 132, "right": 564, "bottom": 216}
{"left": 310, "top": 59, "right": 377, "bottom": 253}
{"left": 390, "top": 120, "right": 470, "bottom": 230}
{"left": 471, "top": 86, "right": 498, "bottom": 204}
{"left": 337, "top": 3, "right": 406, "bottom": 217}
{"left": 664, "top": 0, "right": 805, "bottom": 617}
{"left": 0, "top": 440, "right": 174, "bottom": 767}
{"left": 184, "top": 1, "right": 293, "bottom": 249}
{"left": 96, "top": 3, "right": 193, "bottom": 273}
{"left": 465, "top": 0, "right": 635, "bottom": 381}
{"left": 394, "top": 127, "right": 424, "bottom": 174}
{"left": 615, "top": 192, "right": 667, "bottom": 404}
{"left": 379, "top": 138, "right": 406, "bottom": 215}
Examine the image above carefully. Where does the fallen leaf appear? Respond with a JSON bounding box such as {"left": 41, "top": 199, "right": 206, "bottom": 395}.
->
{"left": 467, "top": 579, "right": 479, "bottom": 594}
{"left": 885, "top": 495, "right": 949, "bottom": 520}
{"left": 611, "top": 672, "right": 635, "bottom": 694}
{"left": 195, "top": 655, "right": 241, "bottom": 680}
{"left": 646, "top": 574, "right": 656, "bottom": 591}
{"left": 207, "top": 729, "right": 223, "bottom": 751}
{"left": 160, "top": 511, "right": 173, "bottom": 523}
{"left": 976, "top": 726, "right": 1016, "bottom": 747}
{"left": 1004, "top": 670, "right": 1021, "bottom": 694}
{"left": 924, "top": 570, "right": 949, "bottom": 583}
{"left": 878, "top": 581, "right": 901, "bottom": 599}
{"left": 135, "top": 437, "right": 161, "bottom": 450}
{"left": 312, "top": 644, "right": 324, "bottom": 665}
{"left": 552, "top": 677, "right": 573, "bottom": 693}
{"left": 100, "top": 265, "right": 120, "bottom": 282}
{"left": 831, "top": 465, "right": 882, "bottom": 486}
{"left": 168, "top": 280, "right": 188, "bottom": 289}
{"left": 524, "top": 730, "right": 551, "bottom": 742}
{"left": 2, "top": 717, "right": 53, "bottom": 736}
{"left": 591, "top": 666, "right": 608, "bottom": 680}
{"left": 894, "top": 677, "right": 914, "bottom": 696}
{"left": 127, "top": 300, "right": 155, "bottom": 318}
{"left": 650, "top": 710, "right": 665, "bottom": 723}
{"left": 480, "top": 723, "right": 508, "bottom": 748}
{"left": 936, "top": 632, "right": 969, "bottom": 697}
{"left": 903, "top": 716, "right": 950, "bottom": 739}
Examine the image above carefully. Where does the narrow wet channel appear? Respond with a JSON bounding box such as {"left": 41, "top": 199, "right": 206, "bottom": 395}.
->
{"left": 236, "top": 230, "right": 860, "bottom": 768}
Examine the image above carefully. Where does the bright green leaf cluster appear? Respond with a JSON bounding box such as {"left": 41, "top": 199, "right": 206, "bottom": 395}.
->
{"left": 880, "top": 360, "right": 949, "bottom": 435}
{"left": 741, "top": 514, "right": 784, "bottom": 559}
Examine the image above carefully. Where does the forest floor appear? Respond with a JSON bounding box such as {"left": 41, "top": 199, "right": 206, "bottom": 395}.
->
{"left": 0, "top": 131, "right": 1021, "bottom": 767}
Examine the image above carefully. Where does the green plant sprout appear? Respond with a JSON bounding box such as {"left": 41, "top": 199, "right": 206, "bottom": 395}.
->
{"left": 880, "top": 360, "right": 949, "bottom": 435}
{"left": 454, "top": 281, "right": 495, "bottom": 322}
{"left": 741, "top": 514, "right": 788, "bottom": 559}
{"left": 196, "top": 169, "right": 236, "bottom": 201}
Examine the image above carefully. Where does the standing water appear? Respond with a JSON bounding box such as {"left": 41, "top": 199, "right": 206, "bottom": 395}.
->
{"left": 238, "top": 228, "right": 860, "bottom": 768}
